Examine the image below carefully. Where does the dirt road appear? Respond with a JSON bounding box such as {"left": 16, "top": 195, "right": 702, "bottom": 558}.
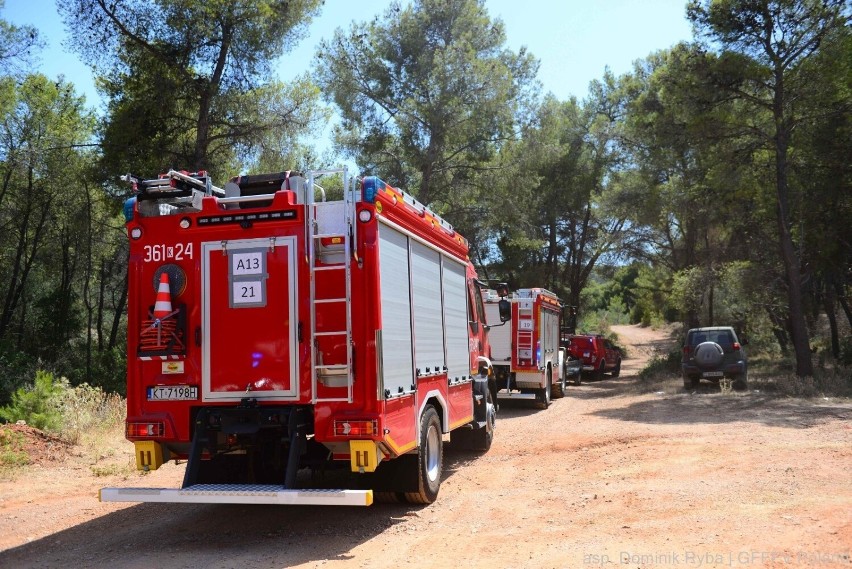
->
{"left": 2, "top": 324, "right": 850, "bottom": 568}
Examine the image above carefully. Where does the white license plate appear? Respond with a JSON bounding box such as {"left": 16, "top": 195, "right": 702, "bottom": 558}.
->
{"left": 147, "top": 385, "right": 198, "bottom": 400}
{"left": 702, "top": 371, "right": 723, "bottom": 378}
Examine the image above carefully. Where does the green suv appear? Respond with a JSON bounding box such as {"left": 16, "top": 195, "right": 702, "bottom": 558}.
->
{"left": 681, "top": 326, "right": 748, "bottom": 390}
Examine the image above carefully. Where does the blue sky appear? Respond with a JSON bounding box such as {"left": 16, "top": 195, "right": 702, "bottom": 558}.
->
{"left": 5, "top": 0, "right": 694, "bottom": 110}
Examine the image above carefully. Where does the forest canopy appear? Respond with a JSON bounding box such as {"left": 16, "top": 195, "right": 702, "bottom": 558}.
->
{"left": 0, "top": 0, "right": 849, "bottom": 403}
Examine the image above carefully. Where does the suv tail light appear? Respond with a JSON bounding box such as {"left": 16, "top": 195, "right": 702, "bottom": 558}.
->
{"left": 732, "top": 342, "right": 741, "bottom": 350}
{"left": 682, "top": 345, "right": 692, "bottom": 355}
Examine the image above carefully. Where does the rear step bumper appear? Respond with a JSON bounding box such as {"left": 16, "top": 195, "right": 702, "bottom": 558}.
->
{"left": 496, "top": 391, "right": 537, "bottom": 400}
{"left": 99, "top": 485, "right": 373, "bottom": 506}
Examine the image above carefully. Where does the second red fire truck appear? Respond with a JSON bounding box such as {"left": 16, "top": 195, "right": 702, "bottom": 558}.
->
{"left": 484, "top": 288, "right": 566, "bottom": 408}
{"left": 100, "top": 168, "right": 506, "bottom": 506}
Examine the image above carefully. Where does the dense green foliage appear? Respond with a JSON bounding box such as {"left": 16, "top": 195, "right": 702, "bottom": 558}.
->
{"left": 58, "top": 0, "right": 326, "bottom": 179}
{"left": 0, "top": 0, "right": 848, "bottom": 406}
{"left": 0, "top": 370, "right": 64, "bottom": 431}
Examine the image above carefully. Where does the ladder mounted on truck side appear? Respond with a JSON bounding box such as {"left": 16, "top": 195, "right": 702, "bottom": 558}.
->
{"left": 306, "top": 169, "right": 358, "bottom": 404}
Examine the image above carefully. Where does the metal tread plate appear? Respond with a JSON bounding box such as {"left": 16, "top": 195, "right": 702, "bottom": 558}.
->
{"left": 99, "top": 485, "right": 373, "bottom": 506}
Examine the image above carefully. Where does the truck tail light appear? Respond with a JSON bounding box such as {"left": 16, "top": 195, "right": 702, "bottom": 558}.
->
{"left": 334, "top": 420, "right": 378, "bottom": 437}
{"left": 127, "top": 422, "right": 165, "bottom": 438}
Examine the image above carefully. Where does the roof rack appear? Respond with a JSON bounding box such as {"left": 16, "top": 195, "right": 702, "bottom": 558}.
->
{"left": 125, "top": 170, "right": 226, "bottom": 214}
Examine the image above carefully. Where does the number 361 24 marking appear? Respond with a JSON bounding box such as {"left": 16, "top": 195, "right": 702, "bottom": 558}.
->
{"left": 143, "top": 243, "right": 193, "bottom": 262}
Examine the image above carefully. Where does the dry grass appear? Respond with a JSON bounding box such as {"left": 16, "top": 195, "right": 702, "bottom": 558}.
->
{"left": 636, "top": 352, "right": 852, "bottom": 400}
{"left": 0, "top": 428, "right": 31, "bottom": 470}
{"left": 1, "top": 386, "right": 134, "bottom": 477}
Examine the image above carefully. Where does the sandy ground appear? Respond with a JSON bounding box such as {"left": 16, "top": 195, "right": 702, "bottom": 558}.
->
{"left": 1, "top": 324, "right": 850, "bottom": 569}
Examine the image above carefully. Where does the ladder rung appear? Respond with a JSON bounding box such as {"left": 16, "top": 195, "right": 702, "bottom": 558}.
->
{"left": 315, "top": 298, "right": 346, "bottom": 304}
{"left": 314, "top": 233, "right": 346, "bottom": 239}
{"left": 316, "top": 365, "right": 350, "bottom": 370}
{"left": 313, "top": 265, "right": 345, "bottom": 271}
{"left": 315, "top": 331, "right": 348, "bottom": 337}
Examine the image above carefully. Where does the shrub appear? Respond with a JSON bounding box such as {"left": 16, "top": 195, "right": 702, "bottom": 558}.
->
{"left": 0, "top": 371, "right": 64, "bottom": 432}
{"left": 639, "top": 349, "right": 682, "bottom": 381}
{"left": 57, "top": 381, "right": 125, "bottom": 444}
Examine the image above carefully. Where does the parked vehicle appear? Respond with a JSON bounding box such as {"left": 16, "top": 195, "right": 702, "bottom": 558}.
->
{"left": 681, "top": 326, "right": 748, "bottom": 390}
{"left": 560, "top": 328, "right": 582, "bottom": 385}
{"left": 484, "top": 288, "right": 565, "bottom": 408}
{"left": 99, "top": 168, "right": 501, "bottom": 507}
{"left": 567, "top": 334, "right": 622, "bottom": 381}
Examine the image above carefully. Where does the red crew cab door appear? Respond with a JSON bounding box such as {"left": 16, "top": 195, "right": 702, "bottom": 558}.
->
{"left": 201, "top": 236, "right": 300, "bottom": 401}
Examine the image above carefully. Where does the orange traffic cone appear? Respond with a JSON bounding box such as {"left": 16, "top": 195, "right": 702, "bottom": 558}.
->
{"left": 153, "top": 273, "right": 172, "bottom": 319}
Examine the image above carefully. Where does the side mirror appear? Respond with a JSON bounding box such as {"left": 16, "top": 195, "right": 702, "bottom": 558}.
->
{"left": 498, "top": 298, "right": 511, "bottom": 323}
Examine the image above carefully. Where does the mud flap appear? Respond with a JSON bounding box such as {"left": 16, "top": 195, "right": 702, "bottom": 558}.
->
{"left": 472, "top": 374, "right": 490, "bottom": 427}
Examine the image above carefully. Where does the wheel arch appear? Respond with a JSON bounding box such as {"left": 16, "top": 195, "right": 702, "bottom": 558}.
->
{"left": 418, "top": 390, "right": 448, "bottom": 434}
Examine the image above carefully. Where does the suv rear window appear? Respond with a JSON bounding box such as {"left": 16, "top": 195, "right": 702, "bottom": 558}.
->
{"left": 688, "top": 330, "right": 735, "bottom": 346}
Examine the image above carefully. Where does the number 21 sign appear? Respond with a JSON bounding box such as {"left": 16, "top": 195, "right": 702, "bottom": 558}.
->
{"left": 229, "top": 249, "right": 268, "bottom": 308}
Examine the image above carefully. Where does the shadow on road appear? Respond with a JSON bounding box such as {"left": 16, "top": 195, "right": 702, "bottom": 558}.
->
{"left": 565, "top": 376, "right": 627, "bottom": 399}
{"left": 3, "top": 452, "right": 477, "bottom": 568}
{"left": 589, "top": 391, "right": 852, "bottom": 429}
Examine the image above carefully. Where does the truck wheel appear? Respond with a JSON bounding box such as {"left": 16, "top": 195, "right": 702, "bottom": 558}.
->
{"left": 552, "top": 372, "right": 565, "bottom": 399}
{"left": 404, "top": 406, "right": 442, "bottom": 504}
{"left": 596, "top": 360, "right": 605, "bottom": 381}
{"left": 536, "top": 369, "right": 552, "bottom": 410}
{"left": 612, "top": 359, "right": 621, "bottom": 377}
{"left": 470, "top": 388, "right": 496, "bottom": 451}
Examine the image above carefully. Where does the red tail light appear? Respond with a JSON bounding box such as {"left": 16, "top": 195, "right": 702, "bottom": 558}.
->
{"left": 683, "top": 345, "right": 692, "bottom": 354}
{"left": 334, "top": 419, "right": 378, "bottom": 437}
{"left": 733, "top": 342, "right": 741, "bottom": 350}
{"left": 127, "top": 422, "right": 165, "bottom": 438}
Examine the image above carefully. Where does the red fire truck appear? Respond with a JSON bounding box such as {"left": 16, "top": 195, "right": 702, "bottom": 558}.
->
{"left": 483, "top": 288, "right": 565, "bottom": 409}
{"left": 99, "top": 168, "right": 505, "bottom": 507}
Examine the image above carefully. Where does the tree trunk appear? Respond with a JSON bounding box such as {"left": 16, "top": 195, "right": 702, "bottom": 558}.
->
{"left": 0, "top": 169, "right": 51, "bottom": 340}
{"left": 835, "top": 279, "right": 852, "bottom": 329}
{"left": 192, "top": 23, "right": 232, "bottom": 172}
{"left": 824, "top": 291, "right": 840, "bottom": 359}
{"left": 773, "top": 69, "right": 813, "bottom": 377}
{"left": 108, "top": 273, "right": 128, "bottom": 351}
{"left": 767, "top": 308, "right": 789, "bottom": 356}
{"left": 97, "top": 259, "right": 107, "bottom": 352}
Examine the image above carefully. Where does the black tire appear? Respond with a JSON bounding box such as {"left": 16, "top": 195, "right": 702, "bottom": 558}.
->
{"left": 552, "top": 371, "right": 565, "bottom": 399}
{"left": 536, "top": 368, "right": 552, "bottom": 409}
{"left": 404, "top": 406, "right": 442, "bottom": 504}
{"left": 596, "top": 360, "right": 605, "bottom": 381}
{"left": 733, "top": 373, "right": 749, "bottom": 391}
{"left": 470, "top": 388, "right": 496, "bottom": 451}
{"left": 612, "top": 358, "right": 621, "bottom": 377}
{"left": 373, "top": 492, "right": 403, "bottom": 503}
